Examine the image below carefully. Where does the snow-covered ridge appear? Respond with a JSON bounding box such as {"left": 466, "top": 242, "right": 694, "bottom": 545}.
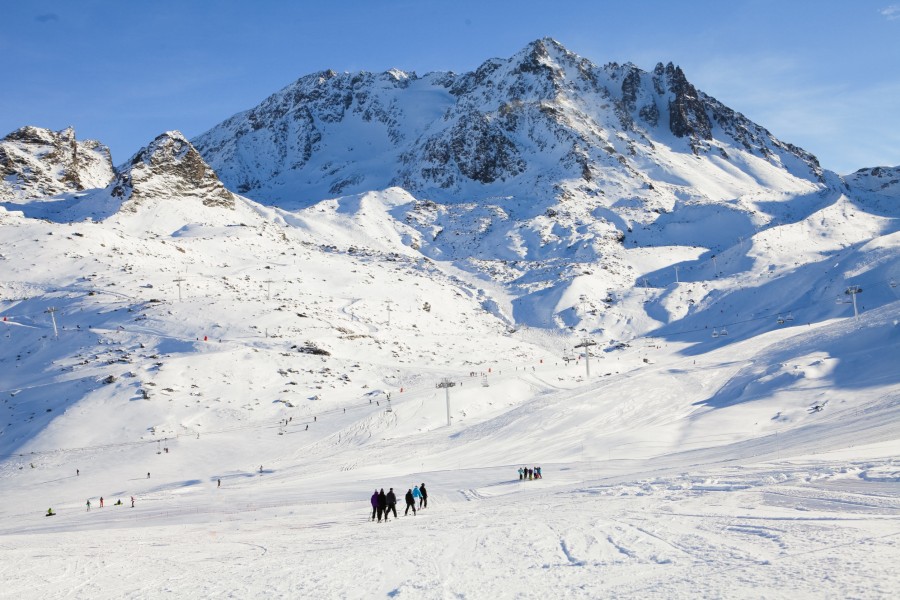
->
{"left": 846, "top": 165, "right": 900, "bottom": 198}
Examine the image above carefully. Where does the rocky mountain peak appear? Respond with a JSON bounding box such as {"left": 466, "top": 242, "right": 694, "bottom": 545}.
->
{"left": 0, "top": 125, "right": 115, "bottom": 200}
{"left": 192, "top": 39, "right": 825, "bottom": 206}
{"left": 111, "top": 131, "right": 235, "bottom": 209}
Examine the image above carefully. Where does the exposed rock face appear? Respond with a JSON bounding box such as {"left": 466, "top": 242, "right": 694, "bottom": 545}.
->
{"left": 0, "top": 126, "right": 115, "bottom": 200}
{"left": 111, "top": 131, "right": 235, "bottom": 210}
{"left": 661, "top": 63, "right": 712, "bottom": 146}
{"left": 193, "top": 38, "right": 825, "bottom": 207}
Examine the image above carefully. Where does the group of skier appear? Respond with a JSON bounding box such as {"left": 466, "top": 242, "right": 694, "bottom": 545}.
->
{"left": 518, "top": 466, "right": 541, "bottom": 480}
{"left": 85, "top": 496, "right": 134, "bottom": 511}
{"left": 370, "top": 483, "right": 427, "bottom": 522}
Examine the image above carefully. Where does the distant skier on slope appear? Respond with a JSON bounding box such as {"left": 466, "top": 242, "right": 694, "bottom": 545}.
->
{"left": 404, "top": 489, "right": 416, "bottom": 516}
{"left": 386, "top": 488, "right": 398, "bottom": 519}
{"left": 419, "top": 483, "right": 428, "bottom": 509}
{"left": 377, "top": 489, "right": 387, "bottom": 522}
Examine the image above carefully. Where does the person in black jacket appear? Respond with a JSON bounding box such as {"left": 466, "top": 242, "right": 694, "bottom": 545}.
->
{"left": 385, "top": 488, "right": 398, "bottom": 519}
{"left": 370, "top": 490, "right": 378, "bottom": 521}
{"left": 404, "top": 489, "right": 417, "bottom": 516}
{"left": 377, "top": 489, "right": 387, "bottom": 522}
{"left": 419, "top": 483, "right": 428, "bottom": 509}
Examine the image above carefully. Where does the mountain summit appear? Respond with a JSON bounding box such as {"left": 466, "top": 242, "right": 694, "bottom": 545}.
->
{"left": 111, "top": 131, "right": 235, "bottom": 210}
{"left": 192, "top": 38, "right": 824, "bottom": 211}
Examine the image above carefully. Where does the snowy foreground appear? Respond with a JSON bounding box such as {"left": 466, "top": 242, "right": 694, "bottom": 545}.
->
{"left": 1, "top": 306, "right": 898, "bottom": 598}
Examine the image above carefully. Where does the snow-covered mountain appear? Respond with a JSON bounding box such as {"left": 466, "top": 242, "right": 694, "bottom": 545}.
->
{"left": 193, "top": 38, "right": 824, "bottom": 211}
{"left": 0, "top": 126, "right": 115, "bottom": 200}
{"left": 187, "top": 39, "right": 862, "bottom": 332}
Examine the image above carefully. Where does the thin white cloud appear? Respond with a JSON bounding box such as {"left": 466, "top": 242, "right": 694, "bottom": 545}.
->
{"left": 880, "top": 4, "right": 900, "bottom": 20}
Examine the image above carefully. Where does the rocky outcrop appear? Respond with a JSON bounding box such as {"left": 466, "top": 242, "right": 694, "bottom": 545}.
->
{"left": 0, "top": 126, "right": 115, "bottom": 200}
{"left": 662, "top": 63, "right": 712, "bottom": 145}
{"left": 111, "top": 131, "right": 234, "bottom": 209}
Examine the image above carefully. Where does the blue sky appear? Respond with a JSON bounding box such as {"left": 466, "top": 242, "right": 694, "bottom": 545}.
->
{"left": 1, "top": 0, "right": 898, "bottom": 174}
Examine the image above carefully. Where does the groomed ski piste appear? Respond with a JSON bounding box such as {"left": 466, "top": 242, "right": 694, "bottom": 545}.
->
{"left": 1, "top": 174, "right": 899, "bottom": 597}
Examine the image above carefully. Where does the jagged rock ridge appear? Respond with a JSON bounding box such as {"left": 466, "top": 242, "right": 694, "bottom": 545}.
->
{"left": 0, "top": 126, "right": 115, "bottom": 200}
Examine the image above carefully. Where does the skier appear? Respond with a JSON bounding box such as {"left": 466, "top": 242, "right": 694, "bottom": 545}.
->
{"left": 217, "top": 479, "right": 221, "bottom": 488}
{"left": 386, "top": 488, "right": 398, "bottom": 520}
{"left": 536, "top": 466, "right": 542, "bottom": 479}
{"left": 370, "top": 490, "right": 379, "bottom": 521}
{"left": 518, "top": 467, "right": 524, "bottom": 480}
{"left": 404, "top": 489, "right": 416, "bottom": 516}
{"left": 100, "top": 496, "right": 104, "bottom": 508}
{"left": 130, "top": 496, "right": 135, "bottom": 508}
{"left": 76, "top": 469, "right": 79, "bottom": 476}
{"left": 46, "top": 508, "right": 55, "bottom": 517}
{"left": 377, "top": 489, "right": 387, "bottom": 522}
{"left": 412, "top": 485, "right": 422, "bottom": 507}
{"left": 147, "top": 472, "right": 150, "bottom": 479}
{"left": 419, "top": 483, "right": 428, "bottom": 509}
{"left": 86, "top": 499, "right": 91, "bottom": 512}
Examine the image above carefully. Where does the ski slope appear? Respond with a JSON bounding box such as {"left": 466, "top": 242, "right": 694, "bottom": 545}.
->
{"left": 1, "top": 171, "right": 898, "bottom": 596}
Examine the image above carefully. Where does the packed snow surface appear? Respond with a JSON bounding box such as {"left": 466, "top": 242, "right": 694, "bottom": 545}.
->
{"left": 0, "top": 181, "right": 897, "bottom": 598}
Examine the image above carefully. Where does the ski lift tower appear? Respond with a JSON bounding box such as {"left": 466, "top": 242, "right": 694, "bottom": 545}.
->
{"left": 575, "top": 337, "right": 598, "bottom": 379}
{"left": 436, "top": 378, "right": 456, "bottom": 427}
{"left": 844, "top": 285, "right": 863, "bottom": 320}
{"left": 45, "top": 307, "right": 59, "bottom": 339}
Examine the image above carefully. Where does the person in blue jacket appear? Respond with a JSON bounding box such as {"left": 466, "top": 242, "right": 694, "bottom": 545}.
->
{"left": 370, "top": 490, "right": 378, "bottom": 521}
